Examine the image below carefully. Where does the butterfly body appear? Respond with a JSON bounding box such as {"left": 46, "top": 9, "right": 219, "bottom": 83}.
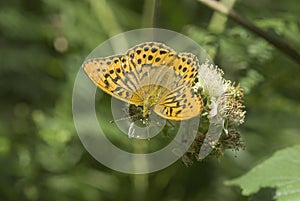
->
{"left": 83, "top": 42, "right": 203, "bottom": 121}
{"left": 130, "top": 84, "right": 171, "bottom": 118}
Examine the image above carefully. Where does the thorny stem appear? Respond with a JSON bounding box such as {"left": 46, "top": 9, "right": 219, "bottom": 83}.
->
{"left": 198, "top": 0, "right": 300, "bottom": 65}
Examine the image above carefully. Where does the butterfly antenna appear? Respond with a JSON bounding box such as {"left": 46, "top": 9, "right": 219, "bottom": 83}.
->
{"left": 146, "top": 122, "right": 150, "bottom": 140}
{"left": 109, "top": 116, "right": 132, "bottom": 124}
{"left": 109, "top": 113, "right": 143, "bottom": 124}
{"left": 166, "top": 119, "right": 175, "bottom": 127}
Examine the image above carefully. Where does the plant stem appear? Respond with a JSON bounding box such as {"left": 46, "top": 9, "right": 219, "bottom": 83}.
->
{"left": 132, "top": 140, "right": 149, "bottom": 201}
{"left": 198, "top": 0, "right": 300, "bottom": 65}
{"left": 208, "top": 0, "right": 237, "bottom": 34}
{"left": 142, "top": 0, "right": 160, "bottom": 27}
{"left": 90, "top": 0, "right": 122, "bottom": 37}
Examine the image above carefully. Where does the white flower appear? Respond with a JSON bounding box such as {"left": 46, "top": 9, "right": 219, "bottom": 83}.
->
{"left": 197, "top": 60, "right": 231, "bottom": 98}
{"left": 196, "top": 60, "right": 245, "bottom": 125}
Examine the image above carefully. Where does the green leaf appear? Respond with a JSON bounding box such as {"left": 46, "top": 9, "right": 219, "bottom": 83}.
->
{"left": 225, "top": 145, "right": 300, "bottom": 201}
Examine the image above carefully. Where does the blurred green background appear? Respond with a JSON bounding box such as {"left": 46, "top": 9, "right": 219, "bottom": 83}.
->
{"left": 1, "top": 0, "right": 300, "bottom": 200}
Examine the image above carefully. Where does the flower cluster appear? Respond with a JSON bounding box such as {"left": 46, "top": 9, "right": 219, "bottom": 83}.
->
{"left": 221, "top": 84, "right": 246, "bottom": 126}
{"left": 183, "top": 61, "right": 246, "bottom": 165}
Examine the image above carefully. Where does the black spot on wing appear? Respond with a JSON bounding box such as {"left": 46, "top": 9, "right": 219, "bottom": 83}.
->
{"left": 160, "top": 50, "right": 167, "bottom": 55}
{"left": 151, "top": 48, "right": 158, "bottom": 53}
{"left": 175, "top": 110, "right": 182, "bottom": 115}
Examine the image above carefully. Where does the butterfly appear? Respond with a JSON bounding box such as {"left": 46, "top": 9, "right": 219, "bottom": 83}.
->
{"left": 83, "top": 42, "right": 203, "bottom": 121}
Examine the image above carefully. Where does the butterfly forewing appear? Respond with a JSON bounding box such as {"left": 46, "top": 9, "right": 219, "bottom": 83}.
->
{"left": 83, "top": 55, "right": 143, "bottom": 105}
{"left": 125, "top": 42, "right": 177, "bottom": 97}
{"left": 171, "top": 53, "right": 199, "bottom": 85}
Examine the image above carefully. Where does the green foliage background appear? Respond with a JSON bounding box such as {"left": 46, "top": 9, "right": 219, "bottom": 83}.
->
{"left": 0, "top": 0, "right": 299, "bottom": 200}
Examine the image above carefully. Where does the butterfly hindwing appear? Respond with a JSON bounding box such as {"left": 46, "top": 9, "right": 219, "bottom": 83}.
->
{"left": 154, "top": 84, "right": 203, "bottom": 120}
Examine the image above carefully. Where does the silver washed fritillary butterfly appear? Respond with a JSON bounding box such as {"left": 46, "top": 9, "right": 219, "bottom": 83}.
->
{"left": 83, "top": 42, "right": 203, "bottom": 121}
